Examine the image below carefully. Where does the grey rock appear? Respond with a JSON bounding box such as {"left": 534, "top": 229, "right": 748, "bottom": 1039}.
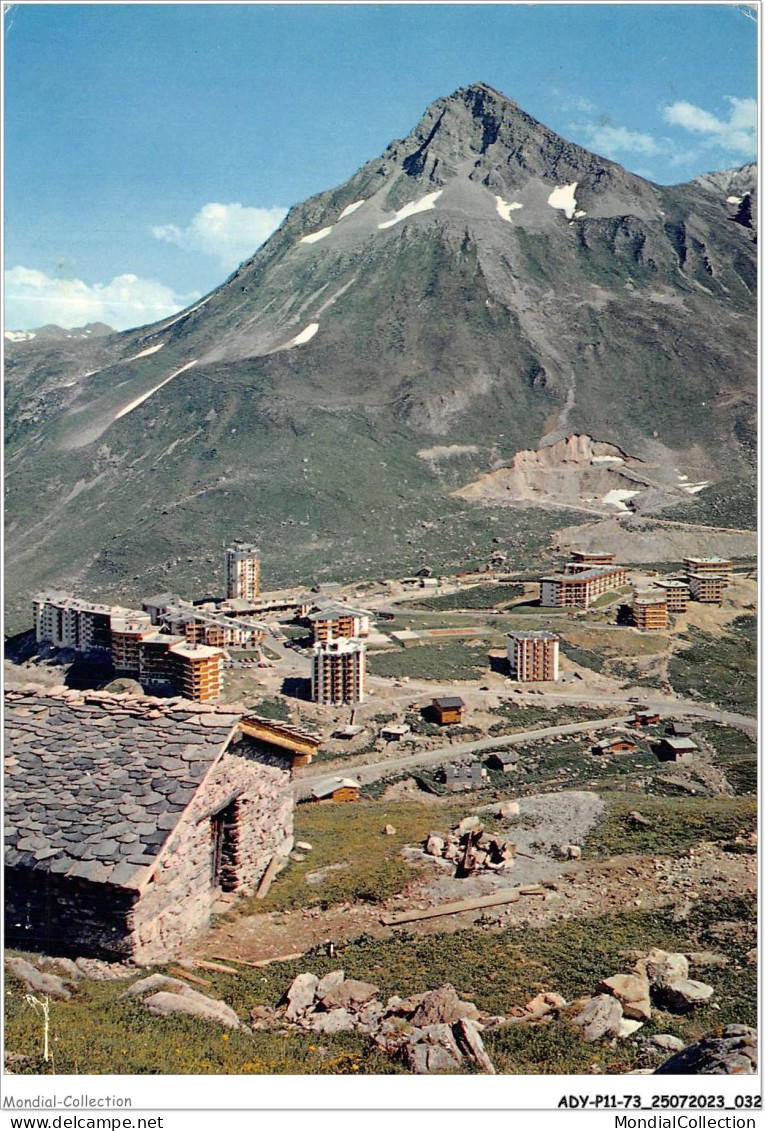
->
{"left": 655, "top": 1025, "right": 757, "bottom": 1075}
{"left": 410, "top": 984, "right": 480, "bottom": 1027}
{"left": 119, "top": 974, "right": 191, "bottom": 999}
{"left": 572, "top": 994, "right": 624, "bottom": 1042}
{"left": 454, "top": 1017, "right": 496, "bottom": 1074}
{"left": 5, "top": 957, "right": 73, "bottom": 1000}
{"left": 660, "top": 979, "right": 714, "bottom": 1012}
{"left": 143, "top": 989, "right": 240, "bottom": 1029}
{"left": 309, "top": 1008, "right": 356, "bottom": 1034}
{"left": 406, "top": 1042, "right": 462, "bottom": 1074}
{"left": 315, "top": 970, "right": 345, "bottom": 1001}
{"left": 650, "top": 1034, "right": 686, "bottom": 1053}
{"left": 284, "top": 972, "right": 319, "bottom": 1019}
{"left": 320, "top": 978, "right": 379, "bottom": 1010}
{"left": 642, "top": 948, "right": 689, "bottom": 989}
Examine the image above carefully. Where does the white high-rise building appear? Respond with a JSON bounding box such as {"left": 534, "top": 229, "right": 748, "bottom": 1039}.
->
{"left": 225, "top": 543, "right": 261, "bottom": 600}
{"left": 311, "top": 639, "right": 366, "bottom": 705}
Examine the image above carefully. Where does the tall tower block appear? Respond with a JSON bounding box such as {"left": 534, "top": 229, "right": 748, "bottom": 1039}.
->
{"left": 225, "top": 543, "right": 261, "bottom": 601}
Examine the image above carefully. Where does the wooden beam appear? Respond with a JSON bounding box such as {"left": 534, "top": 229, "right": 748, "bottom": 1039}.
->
{"left": 209, "top": 951, "right": 306, "bottom": 968}
{"left": 194, "top": 960, "right": 240, "bottom": 975}
{"left": 169, "top": 968, "right": 211, "bottom": 986}
{"left": 255, "top": 853, "right": 282, "bottom": 900}
{"left": 380, "top": 888, "right": 521, "bottom": 925}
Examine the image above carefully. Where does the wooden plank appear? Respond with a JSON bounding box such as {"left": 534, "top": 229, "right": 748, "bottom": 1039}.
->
{"left": 210, "top": 952, "right": 305, "bottom": 969}
{"left": 379, "top": 887, "right": 521, "bottom": 926}
{"left": 194, "top": 960, "right": 240, "bottom": 975}
{"left": 250, "top": 951, "right": 305, "bottom": 968}
{"left": 169, "top": 967, "right": 211, "bottom": 986}
{"left": 255, "top": 853, "right": 282, "bottom": 900}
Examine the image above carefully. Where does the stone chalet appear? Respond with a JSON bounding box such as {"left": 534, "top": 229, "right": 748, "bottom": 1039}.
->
{"left": 4, "top": 686, "right": 295, "bottom": 962}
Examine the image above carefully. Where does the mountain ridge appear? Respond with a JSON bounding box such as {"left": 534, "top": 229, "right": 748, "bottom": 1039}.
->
{"left": 4, "top": 83, "right": 757, "bottom": 625}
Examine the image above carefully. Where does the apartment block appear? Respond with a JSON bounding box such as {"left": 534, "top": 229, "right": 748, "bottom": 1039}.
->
{"left": 539, "top": 566, "right": 627, "bottom": 609}
{"left": 169, "top": 641, "right": 224, "bottom": 702}
{"left": 311, "top": 638, "right": 365, "bottom": 705}
{"left": 110, "top": 615, "right": 155, "bottom": 676}
{"left": 225, "top": 543, "right": 261, "bottom": 601}
{"left": 307, "top": 605, "right": 370, "bottom": 644}
{"left": 656, "top": 580, "right": 690, "bottom": 612}
{"left": 160, "top": 600, "right": 265, "bottom": 650}
{"left": 632, "top": 590, "right": 668, "bottom": 631}
{"left": 566, "top": 550, "right": 617, "bottom": 573}
{"left": 506, "top": 631, "right": 560, "bottom": 681}
{"left": 683, "top": 557, "right": 733, "bottom": 584}
{"left": 688, "top": 573, "right": 725, "bottom": 604}
{"left": 138, "top": 632, "right": 223, "bottom": 701}
{"left": 33, "top": 592, "right": 141, "bottom": 653}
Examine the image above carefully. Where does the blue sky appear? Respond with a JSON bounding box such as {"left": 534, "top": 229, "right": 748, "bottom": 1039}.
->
{"left": 4, "top": 2, "right": 758, "bottom": 330}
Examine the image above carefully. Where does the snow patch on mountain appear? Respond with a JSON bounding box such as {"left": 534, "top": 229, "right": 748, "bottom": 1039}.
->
{"left": 300, "top": 226, "right": 333, "bottom": 245}
{"left": 495, "top": 196, "right": 523, "bottom": 223}
{"left": 114, "top": 360, "right": 198, "bottom": 420}
{"left": 338, "top": 200, "right": 365, "bottom": 219}
{"left": 548, "top": 182, "right": 579, "bottom": 220}
{"left": 378, "top": 190, "right": 443, "bottom": 229}
{"left": 125, "top": 342, "right": 166, "bottom": 361}
{"left": 283, "top": 322, "right": 320, "bottom": 348}
{"left": 602, "top": 488, "right": 639, "bottom": 511}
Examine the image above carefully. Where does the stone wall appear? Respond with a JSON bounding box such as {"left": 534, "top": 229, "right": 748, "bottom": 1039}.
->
{"left": 128, "top": 738, "right": 293, "bottom": 962}
{"left": 4, "top": 871, "right": 138, "bottom": 958}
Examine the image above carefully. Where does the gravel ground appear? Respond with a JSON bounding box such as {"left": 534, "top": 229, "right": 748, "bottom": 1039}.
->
{"left": 403, "top": 789, "right": 606, "bottom": 901}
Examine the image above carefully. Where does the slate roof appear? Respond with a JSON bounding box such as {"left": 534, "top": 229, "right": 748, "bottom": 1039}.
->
{"left": 4, "top": 686, "right": 241, "bottom": 889}
{"left": 433, "top": 696, "right": 464, "bottom": 708}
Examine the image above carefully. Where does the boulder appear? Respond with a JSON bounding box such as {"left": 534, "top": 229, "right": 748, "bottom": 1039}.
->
{"left": 38, "top": 957, "right": 82, "bottom": 980}
{"left": 309, "top": 1008, "right": 356, "bottom": 1034}
{"left": 320, "top": 978, "right": 379, "bottom": 1010}
{"left": 425, "top": 835, "right": 445, "bottom": 857}
{"left": 143, "top": 989, "right": 240, "bottom": 1029}
{"left": 454, "top": 1017, "right": 496, "bottom": 1074}
{"left": 500, "top": 802, "right": 520, "bottom": 818}
{"left": 315, "top": 970, "right": 345, "bottom": 1001}
{"left": 523, "top": 992, "right": 567, "bottom": 1017}
{"left": 420, "top": 1022, "right": 464, "bottom": 1061}
{"left": 5, "top": 957, "right": 73, "bottom": 1001}
{"left": 119, "top": 974, "right": 190, "bottom": 999}
{"left": 284, "top": 972, "right": 319, "bottom": 1019}
{"left": 383, "top": 825, "right": 396, "bottom": 836}
{"left": 455, "top": 816, "right": 483, "bottom": 835}
{"left": 617, "top": 1018, "right": 644, "bottom": 1038}
{"left": 660, "top": 979, "right": 714, "bottom": 1012}
{"left": 686, "top": 951, "right": 730, "bottom": 969}
{"left": 406, "top": 1042, "right": 462, "bottom": 1074}
{"left": 654, "top": 1025, "right": 757, "bottom": 1075}
{"left": 566, "top": 845, "right": 582, "bottom": 861}
{"left": 249, "top": 1005, "right": 281, "bottom": 1031}
{"left": 572, "top": 994, "right": 624, "bottom": 1042}
{"left": 74, "top": 957, "right": 135, "bottom": 980}
{"left": 650, "top": 1035, "right": 686, "bottom": 1053}
{"left": 409, "top": 984, "right": 480, "bottom": 1027}
{"left": 598, "top": 973, "right": 651, "bottom": 1021}
{"left": 642, "top": 948, "right": 689, "bottom": 989}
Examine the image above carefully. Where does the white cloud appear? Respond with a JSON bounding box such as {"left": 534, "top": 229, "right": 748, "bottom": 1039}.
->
{"left": 4, "top": 266, "right": 200, "bottom": 332}
{"left": 582, "top": 124, "right": 661, "bottom": 157}
{"left": 662, "top": 97, "right": 757, "bottom": 154}
{"left": 152, "top": 201, "right": 287, "bottom": 269}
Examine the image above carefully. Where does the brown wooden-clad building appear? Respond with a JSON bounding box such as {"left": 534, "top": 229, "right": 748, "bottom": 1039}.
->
{"left": 431, "top": 696, "right": 465, "bottom": 725}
